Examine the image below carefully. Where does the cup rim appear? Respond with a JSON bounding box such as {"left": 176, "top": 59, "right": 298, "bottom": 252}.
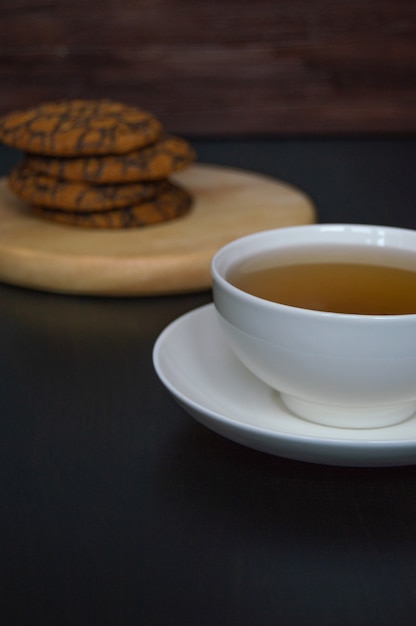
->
{"left": 211, "top": 223, "right": 416, "bottom": 322}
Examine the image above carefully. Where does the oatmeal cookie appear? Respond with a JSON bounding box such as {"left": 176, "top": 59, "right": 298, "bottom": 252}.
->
{"left": 8, "top": 162, "right": 162, "bottom": 211}
{"left": 0, "top": 99, "right": 163, "bottom": 156}
{"left": 23, "top": 135, "right": 196, "bottom": 183}
{"left": 31, "top": 181, "right": 192, "bottom": 228}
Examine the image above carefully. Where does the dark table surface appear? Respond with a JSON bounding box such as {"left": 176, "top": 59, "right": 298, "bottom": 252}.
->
{"left": 2, "top": 138, "right": 416, "bottom": 626}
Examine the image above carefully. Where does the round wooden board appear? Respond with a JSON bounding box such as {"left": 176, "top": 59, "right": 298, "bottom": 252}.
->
{"left": 0, "top": 163, "right": 316, "bottom": 296}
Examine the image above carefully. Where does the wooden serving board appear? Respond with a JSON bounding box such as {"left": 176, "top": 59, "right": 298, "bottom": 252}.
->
{"left": 0, "top": 163, "right": 316, "bottom": 296}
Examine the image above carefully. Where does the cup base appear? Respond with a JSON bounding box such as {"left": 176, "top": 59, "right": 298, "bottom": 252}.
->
{"left": 280, "top": 394, "right": 416, "bottom": 429}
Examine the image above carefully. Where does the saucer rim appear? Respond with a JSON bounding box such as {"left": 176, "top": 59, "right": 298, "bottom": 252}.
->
{"left": 153, "top": 304, "right": 416, "bottom": 465}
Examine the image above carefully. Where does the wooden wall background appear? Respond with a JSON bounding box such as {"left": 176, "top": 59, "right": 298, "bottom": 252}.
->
{"left": 0, "top": 0, "right": 415, "bottom": 136}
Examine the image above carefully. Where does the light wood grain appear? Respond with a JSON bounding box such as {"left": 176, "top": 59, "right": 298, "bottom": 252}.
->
{"left": 0, "top": 164, "right": 315, "bottom": 296}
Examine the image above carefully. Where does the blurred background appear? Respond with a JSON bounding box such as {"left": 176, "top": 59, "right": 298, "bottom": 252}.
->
{"left": 0, "top": 0, "right": 415, "bottom": 137}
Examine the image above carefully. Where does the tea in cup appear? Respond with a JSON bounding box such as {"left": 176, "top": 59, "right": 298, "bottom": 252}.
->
{"left": 211, "top": 224, "right": 416, "bottom": 428}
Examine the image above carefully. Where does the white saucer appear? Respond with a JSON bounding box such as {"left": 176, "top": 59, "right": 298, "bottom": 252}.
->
{"left": 153, "top": 304, "right": 416, "bottom": 467}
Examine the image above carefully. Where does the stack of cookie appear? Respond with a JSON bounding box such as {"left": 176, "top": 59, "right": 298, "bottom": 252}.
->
{"left": 0, "top": 99, "right": 195, "bottom": 228}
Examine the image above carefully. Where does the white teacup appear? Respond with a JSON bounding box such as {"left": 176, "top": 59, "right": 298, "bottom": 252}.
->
{"left": 211, "top": 224, "right": 416, "bottom": 429}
